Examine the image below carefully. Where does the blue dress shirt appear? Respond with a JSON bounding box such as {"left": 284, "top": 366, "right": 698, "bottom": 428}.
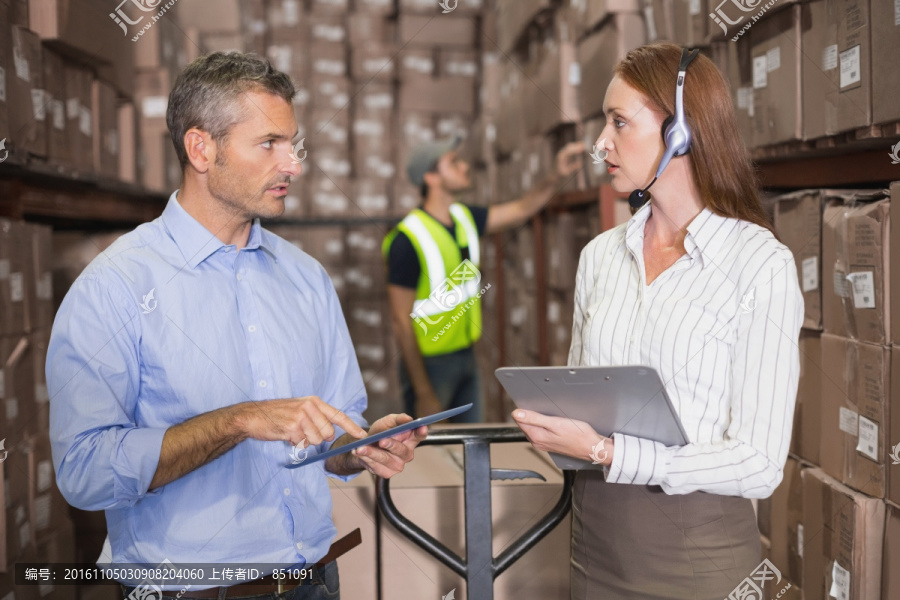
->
{"left": 47, "top": 191, "right": 369, "bottom": 577}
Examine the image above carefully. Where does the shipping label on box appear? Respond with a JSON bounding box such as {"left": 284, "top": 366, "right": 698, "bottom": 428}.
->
{"left": 820, "top": 334, "right": 890, "bottom": 498}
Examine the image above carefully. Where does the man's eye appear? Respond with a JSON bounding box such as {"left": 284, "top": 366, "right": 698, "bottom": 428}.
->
{"left": 262, "top": 140, "right": 273, "bottom": 149}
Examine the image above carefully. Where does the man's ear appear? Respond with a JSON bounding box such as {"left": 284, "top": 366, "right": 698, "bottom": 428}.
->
{"left": 184, "top": 128, "right": 213, "bottom": 173}
{"left": 422, "top": 171, "right": 441, "bottom": 190}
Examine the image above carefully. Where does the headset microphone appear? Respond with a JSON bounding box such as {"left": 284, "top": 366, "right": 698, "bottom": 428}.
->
{"left": 628, "top": 48, "right": 700, "bottom": 210}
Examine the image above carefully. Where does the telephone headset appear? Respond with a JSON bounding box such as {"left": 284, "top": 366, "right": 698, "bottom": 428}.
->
{"left": 627, "top": 47, "right": 701, "bottom": 209}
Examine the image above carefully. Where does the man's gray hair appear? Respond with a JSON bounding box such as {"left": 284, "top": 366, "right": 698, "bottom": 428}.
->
{"left": 166, "top": 51, "right": 296, "bottom": 168}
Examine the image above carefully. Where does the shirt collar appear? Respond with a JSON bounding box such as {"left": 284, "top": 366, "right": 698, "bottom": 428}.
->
{"left": 161, "top": 191, "right": 275, "bottom": 268}
{"left": 625, "top": 203, "right": 732, "bottom": 268}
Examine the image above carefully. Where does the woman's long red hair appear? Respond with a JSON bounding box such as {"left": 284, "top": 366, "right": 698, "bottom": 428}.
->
{"left": 615, "top": 42, "right": 775, "bottom": 235}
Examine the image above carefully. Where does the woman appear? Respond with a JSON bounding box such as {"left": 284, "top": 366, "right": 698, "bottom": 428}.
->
{"left": 512, "top": 42, "right": 803, "bottom": 599}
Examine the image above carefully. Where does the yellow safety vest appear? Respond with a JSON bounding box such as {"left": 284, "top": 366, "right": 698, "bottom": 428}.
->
{"left": 383, "top": 204, "right": 483, "bottom": 357}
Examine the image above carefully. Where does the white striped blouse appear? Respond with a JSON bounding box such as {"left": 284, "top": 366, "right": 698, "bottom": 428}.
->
{"left": 569, "top": 202, "right": 804, "bottom": 498}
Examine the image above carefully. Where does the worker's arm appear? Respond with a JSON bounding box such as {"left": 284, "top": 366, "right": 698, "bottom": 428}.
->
{"left": 387, "top": 284, "right": 444, "bottom": 417}
{"left": 485, "top": 141, "right": 585, "bottom": 234}
{"left": 149, "top": 396, "right": 367, "bottom": 489}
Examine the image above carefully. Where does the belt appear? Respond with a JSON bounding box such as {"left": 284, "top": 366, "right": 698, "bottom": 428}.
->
{"left": 126, "top": 529, "right": 362, "bottom": 599}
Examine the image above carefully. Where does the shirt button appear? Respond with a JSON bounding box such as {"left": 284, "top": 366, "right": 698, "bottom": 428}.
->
{"left": 259, "top": 380, "right": 267, "bottom": 388}
{"left": 296, "top": 542, "right": 303, "bottom": 551}
{"left": 283, "top": 488, "right": 290, "bottom": 496}
{"left": 248, "top": 325, "right": 257, "bottom": 333}
{"left": 236, "top": 273, "right": 243, "bottom": 281}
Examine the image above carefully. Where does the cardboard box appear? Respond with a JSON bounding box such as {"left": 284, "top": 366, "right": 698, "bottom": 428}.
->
{"left": 328, "top": 473, "right": 377, "bottom": 600}
{"left": 174, "top": 0, "right": 240, "bottom": 32}
{"left": 496, "top": 0, "right": 552, "bottom": 52}
{"left": 309, "top": 42, "right": 346, "bottom": 78}
{"left": 821, "top": 191, "right": 892, "bottom": 344}
{"left": 819, "top": 334, "right": 890, "bottom": 498}
{"left": 352, "top": 179, "right": 391, "bottom": 218}
{"left": 350, "top": 44, "right": 395, "bottom": 82}
{"left": 801, "top": 0, "right": 872, "bottom": 139}
{"left": 399, "top": 78, "right": 476, "bottom": 115}
{"left": 91, "top": 79, "right": 119, "bottom": 179}
{"left": 7, "top": 25, "right": 46, "bottom": 157}
{"left": 885, "top": 503, "right": 900, "bottom": 600}
{"left": 774, "top": 190, "right": 827, "bottom": 330}
{"left": 793, "top": 330, "right": 823, "bottom": 465}
{"left": 267, "top": 40, "right": 309, "bottom": 83}
{"left": 523, "top": 22, "right": 580, "bottom": 135}
{"left": 266, "top": 0, "right": 303, "bottom": 30}
{"left": 41, "top": 46, "right": 67, "bottom": 166}
{"left": 400, "top": 0, "right": 482, "bottom": 13}
{"left": 355, "top": 0, "right": 393, "bottom": 14}
{"left": 398, "top": 48, "right": 435, "bottom": 80}
{"left": 308, "top": 0, "right": 348, "bottom": 13}
{"left": 711, "top": 37, "right": 754, "bottom": 147}
{"left": 0, "top": 219, "right": 27, "bottom": 337}
{"left": 62, "top": 58, "right": 93, "bottom": 173}
{"left": 891, "top": 183, "right": 900, "bottom": 347}
{"left": 397, "top": 14, "right": 477, "bottom": 48}
{"left": 576, "top": 14, "right": 646, "bottom": 120}
{"left": 890, "top": 345, "right": 900, "bottom": 507}
{"left": 640, "top": 0, "right": 675, "bottom": 42}
{"left": 307, "top": 175, "right": 355, "bottom": 219}
{"left": 24, "top": 223, "right": 52, "bottom": 334}
{"left": 757, "top": 457, "right": 803, "bottom": 586}
{"left": 871, "top": 0, "right": 900, "bottom": 124}
{"left": 28, "top": 433, "right": 72, "bottom": 539}
{"left": 583, "top": 0, "right": 642, "bottom": 33}
{"left": 348, "top": 12, "right": 393, "bottom": 45}
{"left": 118, "top": 101, "right": 137, "bottom": 183}
{"left": 748, "top": 5, "right": 802, "bottom": 147}
{"left": 801, "top": 467, "right": 884, "bottom": 600}
{"left": 672, "top": 0, "right": 709, "bottom": 45}
{"left": 31, "top": 0, "right": 135, "bottom": 97}
{"left": 379, "top": 435, "right": 571, "bottom": 599}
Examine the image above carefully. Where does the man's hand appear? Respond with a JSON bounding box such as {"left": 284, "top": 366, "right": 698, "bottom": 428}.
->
{"left": 554, "top": 141, "right": 586, "bottom": 181}
{"left": 237, "top": 396, "right": 368, "bottom": 447}
{"left": 350, "top": 414, "right": 428, "bottom": 478}
{"left": 415, "top": 392, "right": 444, "bottom": 419}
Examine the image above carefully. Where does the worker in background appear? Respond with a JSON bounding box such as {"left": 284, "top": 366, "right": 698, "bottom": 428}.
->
{"left": 383, "top": 136, "right": 585, "bottom": 422}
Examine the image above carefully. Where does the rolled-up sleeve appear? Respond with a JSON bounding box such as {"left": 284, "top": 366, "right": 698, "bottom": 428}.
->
{"left": 47, "top": 275, "right": 167, "bottom": 510}
{"left": 605, "top": 254, "right": 803, "bottom": 498}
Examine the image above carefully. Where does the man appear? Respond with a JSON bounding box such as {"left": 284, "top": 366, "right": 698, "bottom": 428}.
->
{"left": 384, "top": 137, "right": 585, "bottom": 423}
{"left": 47, "top": 52, "right": 425, "bottom": 598}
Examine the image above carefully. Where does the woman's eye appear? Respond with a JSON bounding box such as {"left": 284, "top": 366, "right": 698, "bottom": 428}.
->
{"left": 614, "top": 119, "right": 626, "bottom": 128}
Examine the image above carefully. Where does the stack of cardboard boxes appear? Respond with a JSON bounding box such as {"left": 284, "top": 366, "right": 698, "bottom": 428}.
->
{"left": 0, "top": 218, "right": 75, "bottom": 600}
{"left": 760, "top": 181, "right": 900, "bottom": 600}
{"left": 712, "top": 0, "right": 898, "bottom": 151}
{"left": 1, "top": 0, "right": 136, "bottom": 179}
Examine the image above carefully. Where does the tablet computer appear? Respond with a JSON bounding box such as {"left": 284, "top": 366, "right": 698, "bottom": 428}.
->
{"left": 495, "top": 366, "right": 689, "bottom": 470}
{"left": 286, "top": 403, "right": 473, "bottom": 468}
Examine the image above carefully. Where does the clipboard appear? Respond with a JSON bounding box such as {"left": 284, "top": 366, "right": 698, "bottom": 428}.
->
{"left": 286, "top": 403, "right": 472, "bottom": 468}
{"left": 495, "top": 366, "right": 689, "bottom": 470}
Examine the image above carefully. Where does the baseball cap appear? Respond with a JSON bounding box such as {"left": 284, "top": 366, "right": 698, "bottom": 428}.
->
{"left": 405, "top": 135, "right": 462, "bottom": 187}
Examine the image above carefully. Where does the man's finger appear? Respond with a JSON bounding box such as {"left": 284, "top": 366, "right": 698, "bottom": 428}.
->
{"left": 321, "top": 403, "right": 367, "bottom": 438}
{"left": 303, "top": 405, "right": 337, "bottom": 442}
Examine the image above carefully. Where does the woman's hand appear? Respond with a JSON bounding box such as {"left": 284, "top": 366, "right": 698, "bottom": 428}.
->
{"left": 512, "top": 409, "right": 614, "bottom": 467}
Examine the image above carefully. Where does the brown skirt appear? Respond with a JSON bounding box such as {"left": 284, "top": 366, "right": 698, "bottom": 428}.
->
{"left": 571, "top": 470, "right": 761, "bottom": 600}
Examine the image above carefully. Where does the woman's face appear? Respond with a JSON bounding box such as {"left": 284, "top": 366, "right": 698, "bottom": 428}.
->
{"left": 596, "top": 75, "right": 666, "bottom": 194}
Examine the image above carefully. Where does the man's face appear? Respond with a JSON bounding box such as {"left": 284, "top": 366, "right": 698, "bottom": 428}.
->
{"left": 206, "top": 90, "right": 302, "bottom": 220}
{"left": 434, "top": 150, "right": 471, "bottom": 192}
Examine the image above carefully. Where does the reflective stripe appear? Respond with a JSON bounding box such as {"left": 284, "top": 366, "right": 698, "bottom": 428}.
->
{"left": 402, "top": 213, "right": 445, "bottom": 293}
{"left": 412, "top": 278, "right": 481, "bottom": 317}
{"left": 450, "top": 204, "right": 480, "bottom": 266}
